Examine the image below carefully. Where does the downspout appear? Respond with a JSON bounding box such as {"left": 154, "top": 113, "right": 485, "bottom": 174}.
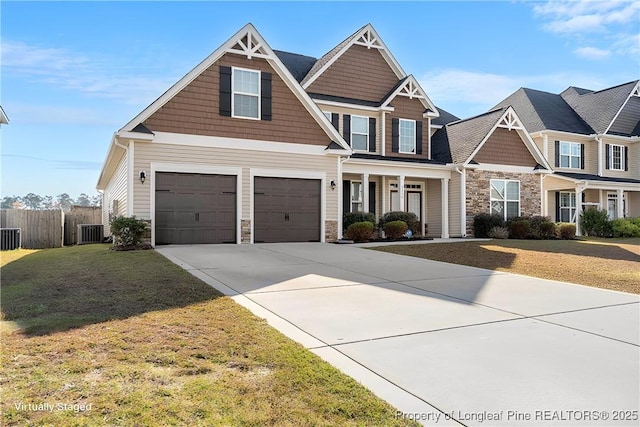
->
{"left": 454, "top": 165, "right": 466, "bottom": 237}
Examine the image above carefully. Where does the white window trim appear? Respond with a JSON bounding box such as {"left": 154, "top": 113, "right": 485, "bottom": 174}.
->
{"left": 609, "top": 144, "right": 625, "bottom": 171}
{"left": 351, "top": 115, "right": 369, "bottom": 152}
{"left": 490, "top": 179, "right": 520, "bottom": 220}
{"left": 559, "top": 191, "right": 577, "bottom": 223}
{"left": 399, "top": 118, "right": 416, "bottom": 154}
{"left": 559, "top": 141, "right": 581, "bottom": 169}
{"left": 350, "top": 181, "right": 363, "bottom": 213}
{"left": 231, "top": 66, "right": 261, "bottom": 120}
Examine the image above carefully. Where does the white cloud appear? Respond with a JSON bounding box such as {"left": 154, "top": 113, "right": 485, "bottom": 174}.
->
{"left": 2, "top": 41, "right": 178, "bottom": 105}
{"left": 574, "top": 46, "right": 611, "bottom": 60}
{"left": 531, "top": 1, "right": 639, "bottom": 59}
{"left": 419, "top": 68, "right": 608, "bottom": 118}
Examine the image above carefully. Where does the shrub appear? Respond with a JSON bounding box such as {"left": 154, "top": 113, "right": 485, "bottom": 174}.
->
{"left": 538, "top": 221, "right": 557, "bottom": 239}
{"left": 509, "top": 219, "right": 531, "bottom": 239}
{"left": 346, "top": 221, "right": 374, "bottom": 243}
{"left": 611, "top": 218, "right": 640, "bottom": 238}
{"left": 580, "top": 209, "right": 612, "bottom": 237}
{"left": 343, "top": 212, "right": 376, "bottom": 232}
{"left": 110, "top": 216, "right": 148, "bottom": 247}
{"left": 472, "top": 213, "right": 505, "bottom": 238}
{"left": 527, "top": 216, "right": 552, "bottom": 239}
{"left": 383, "top": 221, "right": 408, "bottom": 240}
{"left": 379, "top": 212, "right": 420, "bottom": 235}
{"left": 557, "top": 223, "right": 576, "bottom": 240}
{"left": 488, "top": 226, "right": 509, "bottom": 239}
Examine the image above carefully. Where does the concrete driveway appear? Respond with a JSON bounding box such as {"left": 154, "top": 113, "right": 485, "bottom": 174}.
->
{"left": 158, "top": 243, "right": 640, "bottom": 426}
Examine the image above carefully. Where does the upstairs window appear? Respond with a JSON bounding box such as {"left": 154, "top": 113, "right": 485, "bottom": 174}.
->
{"left": 233, "top": 68, "right": 260, "bottom": 119}
{"left": 490, "top": 179, "right": 520, "bottom": 220}
{"left": 350, "top": 116, "right": 369, "bottom": 151}
{"left": 559, "top": 141, "right": 581, "bottom": 169}
{"left": 610, "top": 144, "right": 624, "bottom": 170}
{"left": 399, "top": 119, "right": 416, "bottom": 153}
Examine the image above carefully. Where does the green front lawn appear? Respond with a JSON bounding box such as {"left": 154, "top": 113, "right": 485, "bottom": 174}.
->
{"left": 1, "top": 245, "right": 416, "bottom": 426}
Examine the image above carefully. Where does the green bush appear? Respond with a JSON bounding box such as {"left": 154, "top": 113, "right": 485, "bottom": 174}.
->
{"left": 538, "top": 221, "right": 557, "bottom": 239}
{"left": 378, "top": 212, "right": 420, "bottom": 235}
{"left": 343, "top": 212, "right": 376, "bottom": 233}
{"left": 488, "top": 226, "right": 509, "bottom": 239}
{"left": 110, "top": 216, "right": 148, "bottom": 247}
{"left": 509, "top": 219, "right": 531, "bottom": 239}
{"left": 473, "top": 213, "right": 505, "bottom": 238}
{"left": 557, "top": 223, "right": 576, "bottom": 240}
{"left": 346, "top": 221, "right": 374, "bottom": 243}
{"left": 383, "top": 220, "right": 408, "bottom": 240}
{"left": 611, "top": 218, "right": 640, "bottom": 237}
{"left": 580, "top": 209, "right": 612, "bottom": 237}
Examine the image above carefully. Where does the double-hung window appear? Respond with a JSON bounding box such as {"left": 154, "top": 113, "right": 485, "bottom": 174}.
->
{"left": 490, "top": 179, "right": 520, "bottom": 220}
{"left": 559, "top": 141, "right": 581, "bottom": 169}
{"left": 399, "top": 119, "right": 416, "bottom": 153}
{"left": 610, "top": 144, "right": 624, "bottom": 170}
{"left": 351, "top": 116, "right": 369, "bottom": 151}
{"left": 559, "top": 192, "right": 576, "bottom": 222}
{"left": 232, "top": 68, "right": 260, "bottom": 119}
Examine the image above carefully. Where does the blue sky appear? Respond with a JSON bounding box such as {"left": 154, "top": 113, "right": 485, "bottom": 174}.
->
{"left": 1, "top": 1, "right": 638, "bottom": 199}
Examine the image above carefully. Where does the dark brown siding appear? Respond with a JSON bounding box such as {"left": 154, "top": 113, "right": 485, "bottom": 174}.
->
{"left": 307, "top": 44, "right": 399, "bottom": 102}
{"left": 385, "top": 96, "right": 430, "bottom": 159}
{"left": 143, "top": 53, "right": 330, "bottom": 146}
{"left": 472, "top": 128, "right": 537, "bottom": 166}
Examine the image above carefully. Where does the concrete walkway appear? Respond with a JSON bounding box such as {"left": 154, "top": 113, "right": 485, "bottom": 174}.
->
{"left": 158, "top": 243, "right": 639, "bottom": 426}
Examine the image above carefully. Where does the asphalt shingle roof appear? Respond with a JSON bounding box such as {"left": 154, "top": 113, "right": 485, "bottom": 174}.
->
{"left": 495, "top": 88, "right": 593, "bottom": 134}
{"left": 432, "top": 107, "right": 460, "bottom": 126}
{"left": 274, "top": 50, "right": 317, "bottom": 83}
{"left": 431, "top": 107, "right": 506, "bottom": 164}
{"left": 554, "top": 172, "right": 640, "bottom": 185}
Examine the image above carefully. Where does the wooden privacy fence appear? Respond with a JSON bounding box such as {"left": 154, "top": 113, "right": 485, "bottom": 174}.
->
{"left": 1, "top": 209, "right": 64, "bottom": 249}
{"left": 1, "top": 206, "right": 103, "bottom": 249}
{"left": 64, "top": 206, "right": 102, "bottom": 246}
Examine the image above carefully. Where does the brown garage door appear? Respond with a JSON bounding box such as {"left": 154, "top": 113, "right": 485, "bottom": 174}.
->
{"left": 155, "top": 172, "right": 236, "bottom": 244}
{"left": 254, "top": 177, "right": 321, "bottom": 243}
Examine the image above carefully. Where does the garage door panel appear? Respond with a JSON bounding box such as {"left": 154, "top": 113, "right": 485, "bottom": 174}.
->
{"left": 155, "top": 172, "right": 236, "bottom": 245}
{"left": 254, "top": 177, "right": 320, "bottom": 243}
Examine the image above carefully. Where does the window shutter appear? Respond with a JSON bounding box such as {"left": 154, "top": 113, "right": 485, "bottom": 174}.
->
{"left": 260, "top": 72, "right": 272, "bottom": 121}
{"left": 343, "top": 115, "right": 351, "bottom": 146}
{"left": 331, "top": 113, "right": 339, "bottom": 130}
{"left": 368, "top": 182, "right": 376, "bottom": 214}
{"left": 554, "top": 141, "right": 560, "bottom": 167}
{"left": 219, "top": 66, "right": 232, "bottom": 117}
{"left": 605, "top": 144, "right": 610, "bottom": 170}
{"left": 392, "top": 118, "right": 399, "bottom": 153}
{"left": 416, "top": 120, "right": 423, "bottom": 155}
{"left": 624, "top": 146, "right": 629, "bottom": 171}
{"left": 368, "top": 118, "right": 376, "bottom": 152}
{"left": 580, "top": 144, "right": 585, "bottom": 170}
{"left": 343, "top": 180, "right": 351, "bottom": 214}
{"left": 555, "top": 192, "right": 560, "bottom": 222}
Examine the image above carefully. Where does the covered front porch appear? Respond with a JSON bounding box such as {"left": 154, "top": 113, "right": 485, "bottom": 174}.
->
{"left": 341, "top": 158, "right": 452, "bottom": 238}
{"left": 543, "top": 173, "right": 640, "bottom": 235}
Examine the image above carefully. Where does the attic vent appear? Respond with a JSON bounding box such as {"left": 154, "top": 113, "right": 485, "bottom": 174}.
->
{"left": 1, "top": 228, "right": 21, "bottom": 250}
{"left": 78, "top": 224, "right": 104, "bottom": 245}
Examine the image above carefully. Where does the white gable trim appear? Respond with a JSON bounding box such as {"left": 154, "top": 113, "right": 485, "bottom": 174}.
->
{"left": 464, "top": 107, "right": 553, "bottom": 170}
{"left": 120, "top": 23, "right": 351, "bottom": 152}
{"left": 604, "top": 81, "right": 640, "bottom": 135}
{"left": 379, "top": 75, "right": 439, "bottom": 117}
{"left": 302, "top": 24, "right": 406, "bottom": 90}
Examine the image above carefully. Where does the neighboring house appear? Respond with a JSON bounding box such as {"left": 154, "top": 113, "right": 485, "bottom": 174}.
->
{"left": 0, "top": 106, "right": 9, "bottom": 126}
{"left": 496, "top": 81, "right": 640, "bottom": 234}
{"left": 431, "top": 107, "right": 552, "bottom": 235}
{"left": 97, "top": 23, "right": 639, "bottom": 244}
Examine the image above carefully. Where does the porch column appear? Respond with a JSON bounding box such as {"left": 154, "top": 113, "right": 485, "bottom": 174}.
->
{"left": 381, "top": 176, "right": 387, "bottom": 215}
{"left": 576, "top": 187, "right": 583, "bottom": 236}
{"left": 362, "top": 173, "right": 369, "bottom": 213}
{"left": 441, "top": 178, "right": 449, "bottom": 238}
{"left": 617, "top": 188, "right": 624, "bottom": 218}
{"left": 398, "top": 175, "right": 405, "bottom": 212}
